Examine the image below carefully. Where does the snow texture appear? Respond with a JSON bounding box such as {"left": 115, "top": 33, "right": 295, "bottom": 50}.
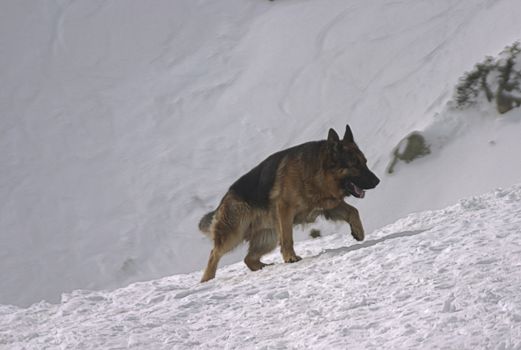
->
{"left": 1, "top": 185, "right": 521, "bottom": 349}
{"left": 2, "top": 0, "right": 521, "bottom": 309}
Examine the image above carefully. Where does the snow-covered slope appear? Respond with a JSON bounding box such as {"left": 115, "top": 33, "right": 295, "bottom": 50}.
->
{"left": 2, "top": 185, "right": 521, "bottom": 349}
{"left": 2, "top": 0, "right": 521, "bottom": 306}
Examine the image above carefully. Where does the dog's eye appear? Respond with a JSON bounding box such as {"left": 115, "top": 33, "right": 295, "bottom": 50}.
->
{"left": 345, "top": 158, "right": 357, "bottom": 167}
{"left": 354, "top": 157, "right": 366, "bottom": 166}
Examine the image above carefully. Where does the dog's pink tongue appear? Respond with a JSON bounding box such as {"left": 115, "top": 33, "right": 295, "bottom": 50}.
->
{"left": 354, "top": 184, "right": 365, "bottom": 198}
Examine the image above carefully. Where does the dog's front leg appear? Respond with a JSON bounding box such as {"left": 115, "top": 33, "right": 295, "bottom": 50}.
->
{"left": 324, "top": 201, "right": 365, "bottom": 241}
{"left": 275, "top": 202, "right": 301, "bottom": 263}
{"left": 344, "top": 202, "right": 365, "bottom": 241}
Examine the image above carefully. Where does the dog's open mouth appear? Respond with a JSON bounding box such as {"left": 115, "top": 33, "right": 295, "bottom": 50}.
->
{"left": 346, "top": 182, "right": 365, "bottom": 198}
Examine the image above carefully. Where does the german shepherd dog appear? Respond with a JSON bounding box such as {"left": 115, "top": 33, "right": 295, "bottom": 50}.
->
{"left": 199, "top": 125, "right": 380, "bottom": 282}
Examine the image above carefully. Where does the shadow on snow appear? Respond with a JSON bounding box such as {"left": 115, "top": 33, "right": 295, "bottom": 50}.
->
{"left": 319, "top": 229, "right": 429, "bottom": 257}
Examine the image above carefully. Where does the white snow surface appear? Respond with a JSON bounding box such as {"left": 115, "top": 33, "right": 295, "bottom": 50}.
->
{"left": 2, "top": 0, "right": 521, "bottom": 307}
{"left": 1, "top": 184, "right": 521, "bottom": 349}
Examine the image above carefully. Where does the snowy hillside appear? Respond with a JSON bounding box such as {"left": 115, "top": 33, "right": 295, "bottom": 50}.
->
{"left": 2, "top": 0, "right": 521, "bottom": 307}
{"left": 1, "top": 185, "right": 521, "bottom": 349}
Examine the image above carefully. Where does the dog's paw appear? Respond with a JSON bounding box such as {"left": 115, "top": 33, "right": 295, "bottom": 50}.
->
{"left": 259, "top": 262, "right": 274, "bottom": 269}
{"left": 284, "top": 255, "right": 302, "bottom": 263}
{"left": 200, "top": 275, "right": 213, "bottom": 283}
{"left": 244, "top": 259, "right": 274, "bottom": 271}
{"left": 351, "top": 226, "right": 365, "bottom": 241}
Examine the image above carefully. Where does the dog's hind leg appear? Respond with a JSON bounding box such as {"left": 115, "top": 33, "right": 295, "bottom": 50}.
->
{"left": 201, "top": 248, "right": 223, "bottom": 283}
{"left": 201, "top": 226, "right": 244, "bottom": 282}
{"left": 201, "top": 202, "right": 247, "bottom": 282}
{"left": 323, "top": 201, "right": 365, "bottom": 241}
{"left": 201, "top": 228, "right": 244, "bottom": 282}
{"left": 244, "top": 229, "right": 278, "bottom": 271}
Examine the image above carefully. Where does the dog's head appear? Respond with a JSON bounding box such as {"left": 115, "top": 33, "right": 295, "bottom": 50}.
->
{"left": 326, "top": 124, "right": 380, "bottom": 198}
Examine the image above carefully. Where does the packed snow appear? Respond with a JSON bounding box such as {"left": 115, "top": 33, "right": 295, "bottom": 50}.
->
{"left": 1, "top": 0, "right": 521, "bottom": 316}
{"left": 1, "top": 185, "right": 521, "bottom": 349}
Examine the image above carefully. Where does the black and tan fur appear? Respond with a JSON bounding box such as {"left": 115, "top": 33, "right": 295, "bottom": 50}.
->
{"left": 199, "top": 125, "right": 380, "bottom": 282}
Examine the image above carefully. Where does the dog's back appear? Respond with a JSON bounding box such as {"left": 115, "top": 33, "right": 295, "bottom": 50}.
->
{"left": 228, "top": 141, "right": 322, "bottom": 209}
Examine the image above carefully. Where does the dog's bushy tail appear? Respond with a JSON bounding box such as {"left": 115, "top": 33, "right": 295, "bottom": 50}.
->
{"left": 198, "top": 210, "right": 215, "bottom": 237}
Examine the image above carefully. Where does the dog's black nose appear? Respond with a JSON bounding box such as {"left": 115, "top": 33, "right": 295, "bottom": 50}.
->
{"left": 372, "top": 176, "right": 380, "bottom": 188}
{"left": 363, "top": 171, "right": 380, "bottom": 189}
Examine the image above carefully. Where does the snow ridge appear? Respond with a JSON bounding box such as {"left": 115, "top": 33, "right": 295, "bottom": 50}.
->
{"left": 1, "top": 185, "right": 520, "bottom": 349}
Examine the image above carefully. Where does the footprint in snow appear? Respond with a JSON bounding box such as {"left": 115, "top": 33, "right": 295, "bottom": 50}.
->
{"left": 266, "top": 291, "right": 290, "bottom": 300}
{"left": 442, "top": 293, "right": 456, "bottom": 313}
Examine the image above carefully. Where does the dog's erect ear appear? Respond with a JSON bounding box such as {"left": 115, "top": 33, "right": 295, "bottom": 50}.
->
{"left": 327, "top": 128, "right": 341, "bottom": 164}
{"left": 327, "top": 128, "right": 340, "bottom": 143}
{"left": 343, "top": 124, "right": 354, "bottom": 144}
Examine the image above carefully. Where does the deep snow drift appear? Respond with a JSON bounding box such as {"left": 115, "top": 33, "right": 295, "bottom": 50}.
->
{"left": 2, "top": 0, "right": 521, "bottom": 307}
{"left": 1, "top": 185, "right": 521, "bottom": 349}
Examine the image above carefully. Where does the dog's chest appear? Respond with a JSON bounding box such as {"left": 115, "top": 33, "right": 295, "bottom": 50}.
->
{"left": 293, "top": 197, "right": 341, "bottom": 224}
